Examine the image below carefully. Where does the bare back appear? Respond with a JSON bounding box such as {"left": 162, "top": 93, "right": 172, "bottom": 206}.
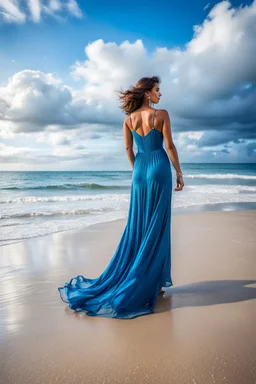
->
{"left": 128, "top": 109, "right": 162, "bottom": 136}
{"left": 127, "top": 109, "right": 174, "bottom": 149}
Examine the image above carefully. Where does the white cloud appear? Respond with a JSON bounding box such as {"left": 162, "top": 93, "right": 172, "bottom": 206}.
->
{"left": 0, "top": 68, "right": 124, "bottom": 133}
{"left": 0, "top": 0, "right": 83, "bottom": 23}
{"left": 28, "top": 0, "right": 40, "bottom": 22}
{"left": 188, "top": 1, "right": 253, "bottom": 53}
{"left": 49, "top": 0, "right": 61, "bottom": 11}
{"left": 0, "top": 121, "right": 15, "bottom": 138}
{"left": 36, "top": 131, "right": 74, "bottom": 146}
{"left": 0, "top": 0, "right": 26, "bottom": 23}
{"left": 0, "top": 142, "right": 38, "bottom": 162}
{"left": 0, "top": 70, "right": 73, "bottom": 130}
{"left": 66, "top": 0, "right": 82, "bottom": 18}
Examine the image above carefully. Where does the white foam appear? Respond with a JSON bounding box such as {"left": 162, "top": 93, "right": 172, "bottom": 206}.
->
{"left": 185, "top": 173, "right": 256, "bottom": 180}
{"left": 187, "top": 185, "right": 256, "bottom": 193}
{"left": 0, "top": 193, "right": 130, "bottom": 204}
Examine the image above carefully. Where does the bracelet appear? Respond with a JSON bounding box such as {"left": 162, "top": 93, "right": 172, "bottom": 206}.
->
{"left": 176, "top": 172, "right": 183, "bottom": 177}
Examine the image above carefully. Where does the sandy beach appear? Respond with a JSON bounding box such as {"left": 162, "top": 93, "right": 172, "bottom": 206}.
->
{"left": 0, "top": 209, "right": 255, "bottom": 384}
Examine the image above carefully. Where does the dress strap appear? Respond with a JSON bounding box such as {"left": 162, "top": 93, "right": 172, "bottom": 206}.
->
{"left": 152, "top": 109, "right": 157, "bottom": 129}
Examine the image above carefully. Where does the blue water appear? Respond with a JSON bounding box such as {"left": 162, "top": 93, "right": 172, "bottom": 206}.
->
{"left": 0, "top": 163, "right": 255, "bottom": 246}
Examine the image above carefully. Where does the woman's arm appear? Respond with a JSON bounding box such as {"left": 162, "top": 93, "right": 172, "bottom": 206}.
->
{"left": 123, "top": 117, "right": 135, "bottom": 170}
{"left": 161, "top": 110, "right": 182, "bottom": 175}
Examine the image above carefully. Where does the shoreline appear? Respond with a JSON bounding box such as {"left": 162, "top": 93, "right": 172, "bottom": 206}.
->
{"left": 1, "top": 201, "right": 255, "bottom": 248}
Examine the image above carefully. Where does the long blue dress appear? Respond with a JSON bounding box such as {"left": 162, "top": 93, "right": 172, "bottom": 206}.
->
{"left": 58, "top": 109, "right": 173, "bottom": 319}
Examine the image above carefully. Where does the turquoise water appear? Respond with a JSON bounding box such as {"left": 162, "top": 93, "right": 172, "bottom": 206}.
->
{"left": 0, "top": 163, "right": 255, "bottom": 245}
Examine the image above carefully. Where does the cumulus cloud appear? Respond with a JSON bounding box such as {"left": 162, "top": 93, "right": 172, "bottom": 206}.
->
{"left": 0, "top": 70, "right": 75, "bottom": 130}
{"left": 0, "top": 0, "right": 83, "bottom": 23}
{"left": 0, "top": 0, "right": 255, "bottom": 168}
{"left": 0, "top": 69, "right": 121, "bottom": 132}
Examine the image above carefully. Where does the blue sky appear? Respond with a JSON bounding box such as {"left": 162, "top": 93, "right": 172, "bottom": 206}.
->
{"left": 1, "top": 0, "right": 251, "bottom": 84}
{"left": 0, "top": 0, "right": 255, "bottom": 170}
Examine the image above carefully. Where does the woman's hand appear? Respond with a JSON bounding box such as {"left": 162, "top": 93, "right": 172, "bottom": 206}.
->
{"left": 174, "top": 175, "right": 184, "bottom": 191}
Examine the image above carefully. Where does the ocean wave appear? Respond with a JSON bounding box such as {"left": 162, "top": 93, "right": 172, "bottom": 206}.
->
{"left": 0, "top": 208, "right": 109, "bottom": 220}
{"left": 185, "top": 173, "right": 256, "bottom": 180}
{"left": 188, "top": 185, "right": 256, "bottom": 193}
{"left": 0, "top": 182, "right": 130, "bottom": 191}
{"left": 0, "top": 211, "right": 127, "bottom": 246}
{"left": 0, "top": 185, "right": 256, "bottom": 205}
{"left": 0, "top": 193, "right": 130, "bottom": 204}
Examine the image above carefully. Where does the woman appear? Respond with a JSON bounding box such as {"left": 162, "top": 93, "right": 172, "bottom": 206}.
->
{"left": 58, "top": 76, "right": 184, "bottom": 319}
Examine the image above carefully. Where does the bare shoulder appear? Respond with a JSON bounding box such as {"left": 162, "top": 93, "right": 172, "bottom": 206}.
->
{"left": 123, "top": 115, "right": 130, "bottom": 125}
{"left": 155, "top": 109, "right": 170, "bottom": 119}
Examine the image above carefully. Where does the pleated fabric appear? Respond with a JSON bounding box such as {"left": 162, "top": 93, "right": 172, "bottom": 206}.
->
{"left": 58, "top": 127, "right": 173, "bottom": 319}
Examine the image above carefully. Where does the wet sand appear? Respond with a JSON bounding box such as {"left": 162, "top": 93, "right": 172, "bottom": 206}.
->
{"left": 0, "top": 210, "right": 256, "bottom": 384}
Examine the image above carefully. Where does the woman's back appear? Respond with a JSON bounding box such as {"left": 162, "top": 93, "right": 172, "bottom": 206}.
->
{"left": 129, "top": 109, "right": 167, "bottom": 155}
{"left": 129, "top": 108, "right": 163, "bottom": 137}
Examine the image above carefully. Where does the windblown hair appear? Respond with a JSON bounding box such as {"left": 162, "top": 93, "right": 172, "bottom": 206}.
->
{"left": 117, "top": 76, "right": 161, "bottom": 115}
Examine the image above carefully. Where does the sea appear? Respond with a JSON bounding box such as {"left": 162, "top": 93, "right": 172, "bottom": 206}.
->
{"left": 0, "top": 163, "right": 256, "bottom": 246}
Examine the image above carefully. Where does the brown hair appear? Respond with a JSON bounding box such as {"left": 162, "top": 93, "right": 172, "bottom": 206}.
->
{"left": 116, "top": 76, "right": 160, "bottom": 115}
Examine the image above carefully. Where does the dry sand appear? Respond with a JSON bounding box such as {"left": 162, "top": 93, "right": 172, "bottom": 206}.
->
{"left": 0, "top": 210, "right": 255, "bottom": 384}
